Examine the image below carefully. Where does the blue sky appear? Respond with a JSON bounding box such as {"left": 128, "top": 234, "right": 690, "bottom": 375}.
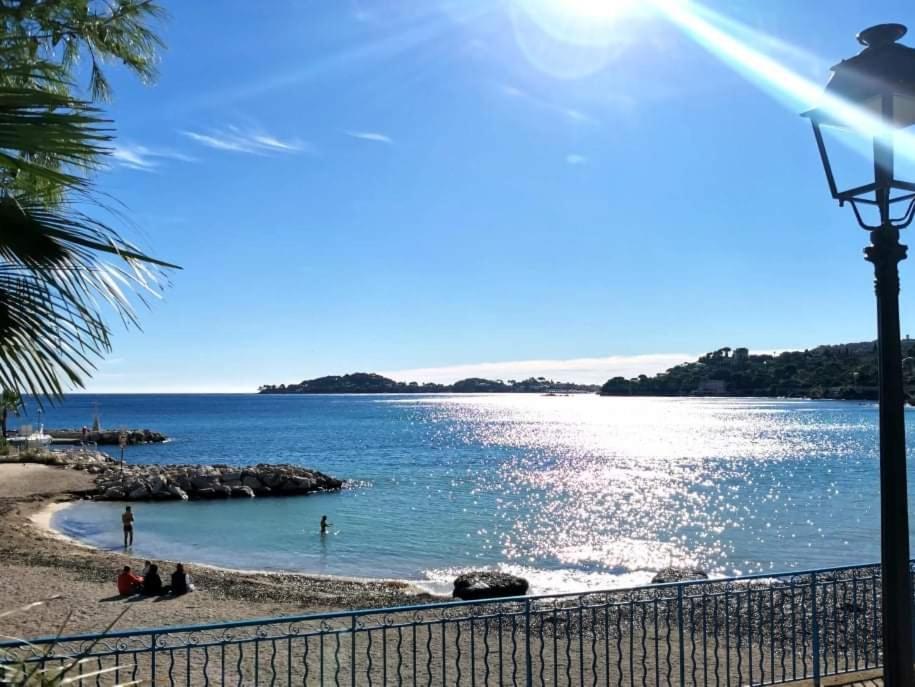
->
{"left": 83, "top": 0, "right": 915, "bottom": 391}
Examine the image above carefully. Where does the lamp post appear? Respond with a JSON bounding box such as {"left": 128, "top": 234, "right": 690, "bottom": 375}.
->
{"left": 804, "top": 23, "right": 915, "bottom": 686}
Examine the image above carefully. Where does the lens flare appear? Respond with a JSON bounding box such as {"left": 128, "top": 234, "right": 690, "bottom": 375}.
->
{"left": 652, "top": 0, "right": 915, "bottom": 175}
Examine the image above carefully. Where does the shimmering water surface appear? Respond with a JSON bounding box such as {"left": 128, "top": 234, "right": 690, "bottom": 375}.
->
{"left": 38, "top": 394, "right": 904, "bottom": 593}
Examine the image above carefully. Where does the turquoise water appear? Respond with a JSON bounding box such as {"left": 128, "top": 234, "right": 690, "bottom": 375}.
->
{"left": 35, "top": 394, "right": 902, "bottom": 593}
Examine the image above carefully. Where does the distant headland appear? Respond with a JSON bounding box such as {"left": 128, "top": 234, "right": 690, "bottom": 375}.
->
{"left": 600, "top": 340, "right": 909, "bottom": 400}
{"left": 258, "top": 373, "right": 599, "bottom": 395}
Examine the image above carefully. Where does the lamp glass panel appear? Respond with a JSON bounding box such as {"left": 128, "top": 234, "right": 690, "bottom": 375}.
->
{"left": 890, "top": 123, "right": 915, "bottom": 186}
{"left": 818, "top": 123, "right": 878, "bottom": 193}
{"left": 847, "top": 93, "right": 915, "bottom": 127}
{"left": 893, "top": 93, "right": 915, "bottom": 127}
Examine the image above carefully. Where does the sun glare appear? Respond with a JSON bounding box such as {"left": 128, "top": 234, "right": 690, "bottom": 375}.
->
{"left": 554, "top": 0, "right": 637, "bottom": 22}
{"left": 509, "top": 0, "right": 647, "bottom": 78}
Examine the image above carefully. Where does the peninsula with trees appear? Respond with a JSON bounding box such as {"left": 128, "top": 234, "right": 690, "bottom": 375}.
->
{"left": 600, "top": 340, "right": 914, "bottom": 400}
{"left": 258, "top": 373, "right": 599, "bottom": 395}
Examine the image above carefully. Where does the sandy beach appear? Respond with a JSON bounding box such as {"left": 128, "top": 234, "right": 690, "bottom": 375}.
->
{"left": 0, "top": 463, "right": 433, "bottom": 643}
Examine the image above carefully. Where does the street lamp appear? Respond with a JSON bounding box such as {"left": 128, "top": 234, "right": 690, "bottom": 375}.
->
{"left": 804, "top": 23, "right": 915, "bottom": 687}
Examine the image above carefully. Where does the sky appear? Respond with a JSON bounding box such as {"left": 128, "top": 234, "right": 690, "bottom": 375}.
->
{"left": 79, "top": 0, "right": 915, "bottom": 392}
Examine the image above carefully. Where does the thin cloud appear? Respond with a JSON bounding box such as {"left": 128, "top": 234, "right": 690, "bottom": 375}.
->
{"left": 344, "top": 130, "right": 393, "bottom": 144}
{"left": 566, "top": 154, "right": 588, "bottom": 165}
{"left": 111, "top": 143, "right": 195, "bottom": 172}
{"left": 182, "top": 126, "right": 307, "bottom": 155}
{"left": 498, "top": 83, "right": 600, "bottom": 125}
{"left": 381, "top": 353, "right": 694, "bottom": 386}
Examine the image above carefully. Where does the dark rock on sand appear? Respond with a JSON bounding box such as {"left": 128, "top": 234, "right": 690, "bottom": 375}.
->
{"left": 453, "top": 571, "right": 529, "bottom": 600}
{"left": 651, "top": 567, "right": 709, "bottom": 584}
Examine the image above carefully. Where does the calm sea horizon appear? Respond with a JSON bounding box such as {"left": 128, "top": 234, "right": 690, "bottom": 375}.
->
{"left": 30, "top": 393, "right": 910, "bottom": 595}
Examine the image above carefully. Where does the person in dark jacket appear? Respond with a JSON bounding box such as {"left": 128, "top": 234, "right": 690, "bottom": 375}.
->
{"left": 170, "top": 563, "right": 193, "bottom": 596}
{"left": 141, "top": 564, "right": 163, "bottom": 596}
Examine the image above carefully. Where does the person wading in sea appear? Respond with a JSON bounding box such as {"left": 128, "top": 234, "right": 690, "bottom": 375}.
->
{"left": 320, "top": 515, "right": 332, "bottom": 535}
{"left": 122, "top": 506, "right": 135, "bottom": 548}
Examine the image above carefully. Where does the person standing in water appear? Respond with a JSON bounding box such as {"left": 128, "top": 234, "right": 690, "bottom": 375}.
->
{"left": 122, "top": 506, "right": 134, "bottom": 548}
{"left": 320, "top": 515, "right": 332, "bottom": 535}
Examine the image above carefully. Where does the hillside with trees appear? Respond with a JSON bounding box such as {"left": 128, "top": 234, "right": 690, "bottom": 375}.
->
{"left": 259, "top": 373, "right": 598, "bottom": 394}
{"left": 600, "top": 341, "right": 915, "bottom": 399}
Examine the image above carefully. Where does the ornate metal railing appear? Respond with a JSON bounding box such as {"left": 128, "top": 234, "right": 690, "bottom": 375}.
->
{"left": 0, "top": 562, "right": 897, "bottom": 686}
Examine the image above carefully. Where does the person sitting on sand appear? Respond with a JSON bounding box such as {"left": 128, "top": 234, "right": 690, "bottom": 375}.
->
{"left": 169, "top": 563, "right": 194, "bottom": 596}
{"left": 320, "top": 515, "right": 332, "bottom": 535}
{"left": 116, "top": 565, "right": 143, "bottom": 596}
{"left": 142, "top": 560, "right": 152, "bottom": 577}
{"left": 122, "top": 506, "right": 134, "bottom": 548}
{"left": 142, "top": 564, "right": 163, "bottom": 596}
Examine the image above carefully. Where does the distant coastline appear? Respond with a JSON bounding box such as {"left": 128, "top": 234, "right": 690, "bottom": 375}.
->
{"left": 259, "top": 339, "right": 909, "bottom": 401}
{"left": 259, "top": 372, "right": 599, "bottom": 395}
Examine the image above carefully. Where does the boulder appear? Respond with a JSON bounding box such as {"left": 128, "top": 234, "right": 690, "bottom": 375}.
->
{"left": 261, "top": 471, "right": 284, "bottom": 488}
{"left": 651, "top": 567, "right": 708, "bottom": 584}
{"left": 103, "top": 486, "right": 126, "bottom": 500}
{"left": 231, "top": 485, "right": 256, "bottom": 498}
{"left": 194, "top": 488, "right": 217, "bottom": 499}
{"left": 168, "top": 485, "right": 189, "bottom": 501}
{"left": 242, "top": 475, "right": 263, "bottom": 491}
{"left": 128, "top": 485, "right": 149, "bottom": 500}
{"left": 191, "top": 475, "right": 219, "bottom": 490}
{"left": 453, "top": 572, "right": 529, "bottom": 600}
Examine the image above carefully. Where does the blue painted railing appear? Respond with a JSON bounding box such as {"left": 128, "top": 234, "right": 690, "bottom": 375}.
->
{"left": 0, "top": 561, "right": 898, "bottom": 685}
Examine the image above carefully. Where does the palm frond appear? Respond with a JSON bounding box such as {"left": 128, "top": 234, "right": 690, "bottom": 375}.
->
{"left": 0, "top": 198, "right": 177, "bottom": 401}
{"left": 0, "top": 84, "right": 113, "bottom": 192}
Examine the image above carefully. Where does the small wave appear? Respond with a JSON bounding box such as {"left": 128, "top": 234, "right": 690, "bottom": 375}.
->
{"left": 342, "top": 479, "right": 374, "bottom": 490}
{"left": 420, "top": 563, "right": 657, "bottom": 597}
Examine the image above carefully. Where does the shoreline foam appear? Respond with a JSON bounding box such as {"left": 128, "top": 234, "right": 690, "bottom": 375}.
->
{"left": 38, "top": 501, "right": 654, "bottom": 598}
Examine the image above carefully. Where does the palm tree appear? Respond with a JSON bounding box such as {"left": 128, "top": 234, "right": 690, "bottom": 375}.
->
{"left": 0, "top": 388, "right": 22, "bottom": 437}
{"left": 0, "top": 2, "right": 177, "bottom": 401}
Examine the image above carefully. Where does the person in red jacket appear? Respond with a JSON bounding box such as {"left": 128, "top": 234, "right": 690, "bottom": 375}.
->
{"left": 116, "top": 565, "right": 143, "bottom": 596}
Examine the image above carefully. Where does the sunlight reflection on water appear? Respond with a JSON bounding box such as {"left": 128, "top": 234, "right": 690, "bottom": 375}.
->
{"left": 404, "top": 395, "right": 885, "bottom": 587}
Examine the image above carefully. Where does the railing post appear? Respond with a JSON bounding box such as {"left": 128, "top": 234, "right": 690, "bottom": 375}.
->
{"left": 811, "top": 572, "right": 821, "bottom": 687}
{"left": 677, "top": 585, "right": 685, "bottom": 687}
{"left": 351, "top": 615, "right": 357, "bottom": 687}
{"left": 525, "top": 597, "right": 533, "bottom": 687}
{"left": 150, "top": 632, "right": 157, "bottom": 687}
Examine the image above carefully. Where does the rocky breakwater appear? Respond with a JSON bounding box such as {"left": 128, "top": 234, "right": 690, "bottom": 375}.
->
{"left": 94, "top": 463, "right": 343, "bottom": 502}
{"left": 45, "top": 429, "right": 167, "bottom": 445}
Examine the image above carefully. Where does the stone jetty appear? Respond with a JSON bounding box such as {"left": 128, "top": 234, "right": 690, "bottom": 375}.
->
{"left": 4, "top": 451, "right": 343, "bottom": 501}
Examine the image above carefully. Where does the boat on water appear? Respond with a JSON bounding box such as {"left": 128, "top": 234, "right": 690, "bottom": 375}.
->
{"left": 8, "top": 425, "right": 53, "bottom": 448}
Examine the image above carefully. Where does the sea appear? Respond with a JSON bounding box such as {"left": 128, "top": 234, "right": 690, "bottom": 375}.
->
{"left": 29, "top": 393, "right": 906, "bottom": 595}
